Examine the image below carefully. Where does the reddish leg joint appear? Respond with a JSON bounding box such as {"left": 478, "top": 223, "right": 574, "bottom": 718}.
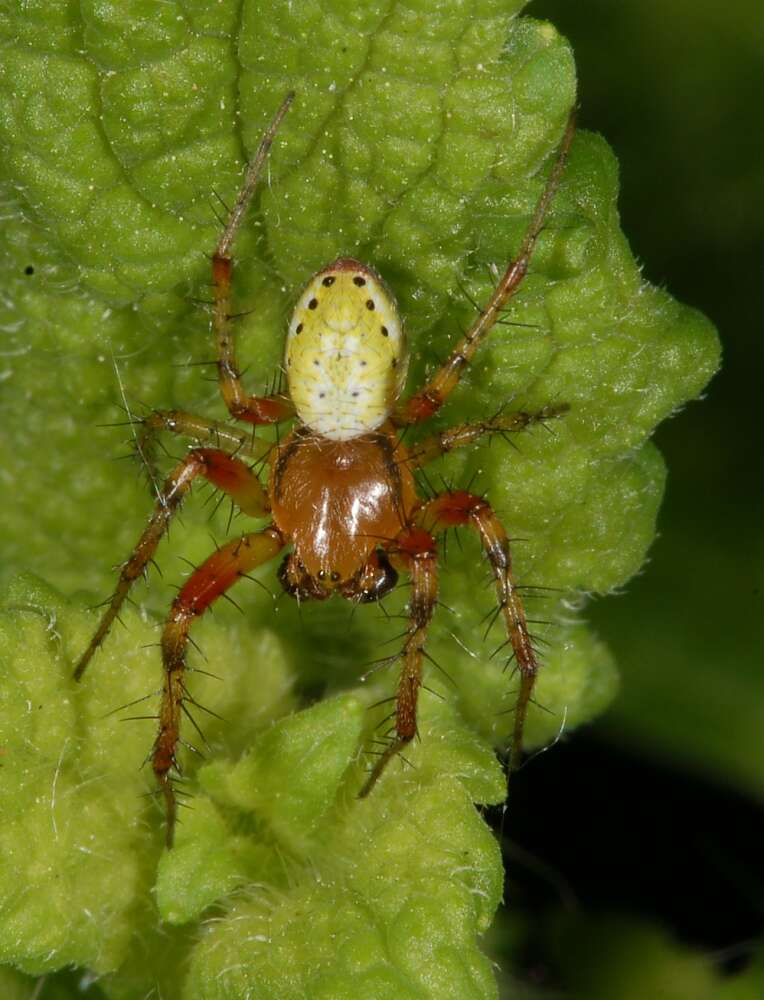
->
{"left": 421, "top": 491, "right": 538, "bottom": 779}
{"left": 154, "top": 528, "right": 283, "bottom": 846}
{"left": 359, "top": 527, "right": 438, "bottom": 797}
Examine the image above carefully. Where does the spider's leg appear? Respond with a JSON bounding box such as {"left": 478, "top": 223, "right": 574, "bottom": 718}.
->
{"left": 211, "top": 93, "right": 296, "bottom": 425}
{"left": 418, "top": 491, "right": 537, "bottom": 782}
{"left": 395, "top": 112, "right": 576, "bottom": 426}
{"left": 406, "top": 403, "right": 569, "bottom": 469}
{"left": 136, "top": 409, "right": 275, "bottom": 490}
{"left": 156, "top": 527, "right": 284, "bottom": 846}
{"left": 74, "top": 448, "right": 270, "bottom": 681}
{"left": 358, "top": 527, "right": 438, "bottom": 797}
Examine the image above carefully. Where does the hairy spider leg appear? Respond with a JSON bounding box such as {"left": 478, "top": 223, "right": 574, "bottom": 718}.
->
{"left": 418, "top": 490, "right": 538, "bottom": 781}
{"left": 358, "top": 526, "right": 438, "bottom": 797}
{"left": 407, "top": 403, "right": 570, "bottom": 469}
{"left": 156, "top": 527, "right": 284, "bottom": 845}
{"left": 74, "top": 448, "right": 269, "bottom": 681}
{"left": 396, "top": 112, "right": 576, "bottom": 425}
{"left": 137, "top": 409, "right": 275, "bottom": 490}
{"left": 212, "top": 92, "right": 296, "bottom": 424}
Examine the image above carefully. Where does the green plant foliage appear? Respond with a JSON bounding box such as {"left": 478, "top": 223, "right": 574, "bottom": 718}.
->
{"left": 0, "top": 0, "right": 718, "bottom": 996}
{"left": 538, "top": 0, "right": 764, "bottom": 804}
{"left": 548, "top": 915, "right": 764, "bottom": 1000}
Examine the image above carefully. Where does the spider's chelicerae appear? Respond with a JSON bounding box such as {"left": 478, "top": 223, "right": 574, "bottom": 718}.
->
{"left": 75, "top": 93, "right": 575, "bottom": 846}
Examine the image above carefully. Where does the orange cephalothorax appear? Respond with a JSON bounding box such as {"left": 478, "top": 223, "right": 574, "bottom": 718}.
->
{"left": 268, "top": 424, "right": 418, "bottom": 586}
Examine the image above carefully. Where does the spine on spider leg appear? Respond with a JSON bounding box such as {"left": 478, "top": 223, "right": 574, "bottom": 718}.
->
{"left": 418, "top": 491, "right": 539, "bottom": 784}
{"left": 74, "top": 449, "right": 270, "bottom": 681}
{"left": 73, "top": 456, "right": 203, "bottom": 681}
{"left": 473, "top": 507, "right": 539, "bottom": 781}
{"left": 493, "top": 553, "right": 538, "bottom": 779}
{"left": 466, "top": 110, "right": 578, "bottom": 335}
{"left": 137, "top": 410, "right": 276, "bottom": 490}
{"left": 134, "top": 409, "right": 223, "bottom": 490}
{"left": 358, "top": 531, "right": 438, "bottom": 798}
{"left": 211, "top": 254, "right": 245, "bottom": 417}
{"left": 214, "top": 92, "right": 294, "bottom": 262}
{"left": 211, "top": 92, "right": 295, "bottom": 425}
{"left": 394, "top": 111, "right": 576, "bottom": 427}
{"left": 153, "top": 528, "right": 284, "bottom": 846}
{"left": 407, "top": 403, "right": 571, "bottom": 468}
{"left": 154, "top": 622, "right": 186, "bottom": 843}
{"left": 395, "top": 551, "right": 438, "bottom": 742}
{"left": 134, "top": 409, "right": 185, "bottom": 493}
{"left": 210, "top": 258, "right": 294, "bottom": 424}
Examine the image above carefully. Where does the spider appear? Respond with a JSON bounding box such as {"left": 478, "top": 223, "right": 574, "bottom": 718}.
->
{"left": 74, "top": 93, "right": 575, "bottom": 846}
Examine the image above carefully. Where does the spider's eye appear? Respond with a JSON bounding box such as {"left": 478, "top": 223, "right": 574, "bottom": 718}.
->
{"left": 285, "top": 258, "right": 409, "bottom": 441}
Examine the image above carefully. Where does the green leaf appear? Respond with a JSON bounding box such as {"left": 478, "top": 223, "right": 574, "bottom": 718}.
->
{"left": 0, "top": 575, "right": 294, "bottom": 978}
{"left": 182, "top": 774, "right": 504, "bottom": 1000}
{"left": 549, "top": 915, "right": 764, "bottom": 1000}
{"left": 0, "top": 0, "right": 718, "bottom": 996}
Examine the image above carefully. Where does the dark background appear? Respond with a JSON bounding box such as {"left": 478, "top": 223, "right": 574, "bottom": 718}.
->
{"left": 493, "top": 1, "right": 764, "bottom": 994}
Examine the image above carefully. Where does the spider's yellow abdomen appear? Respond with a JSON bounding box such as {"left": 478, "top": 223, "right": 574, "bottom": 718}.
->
{"left": 285, "top": 258, "right": 407, "bottom": 441}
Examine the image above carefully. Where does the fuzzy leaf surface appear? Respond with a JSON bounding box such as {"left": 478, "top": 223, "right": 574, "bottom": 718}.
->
{"left": 0, "top": 0, "right": 718, "bottom": 996}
